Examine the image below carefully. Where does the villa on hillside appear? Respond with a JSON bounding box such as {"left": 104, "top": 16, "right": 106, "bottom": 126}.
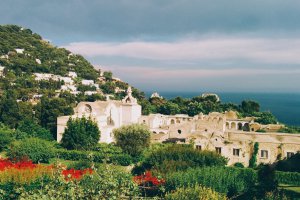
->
{"left": 57, "top": 87, "right": 300, "bottom": 167}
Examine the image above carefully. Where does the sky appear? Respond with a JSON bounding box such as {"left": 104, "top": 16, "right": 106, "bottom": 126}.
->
{"left": 1, "top": 0, "right": 300, "bottom": 93}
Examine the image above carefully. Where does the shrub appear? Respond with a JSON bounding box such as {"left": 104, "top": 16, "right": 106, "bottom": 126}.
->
{"left": 275, "top": 171, "right": 300, "bottom": 186}
{"left": 249, "top": 142, "right": 259, "bottom": 168}
{"left": 18, "top": 164, "right": 139, "bottom": 199}
{"left": 55, "top": 149, "right": 133, "bottom": 166}
{"left": 136, "top": 144, "right": 227, "bottom": 174}
{"left": 165, "top": 167, "right": 257, "bottom": 197}
{"left": 61, "top": 117, "right": 100, "bottom": 150}
{"left": 275, "top": 153, "right": 300, "bottom": 172}
{"left": 114, "top": 124, "right": 151, "bottom": 158}
{"left": 17, "top": 119, "right": 54, "bottom": 141}
{"left": 0, "top": 132, "right": 13, "bottom": 152}
{"left": 7, "top": 138, "right": 55, "bottom": 163}
{"left": 234, "top": 162, "right": 244, "bottom": 168}
{"left": 165, "top": 185, "right": 226, "bottom": 200}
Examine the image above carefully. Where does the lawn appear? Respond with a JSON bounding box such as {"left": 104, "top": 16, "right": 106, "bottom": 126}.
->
{"left": 279, "top": 184, "right": 300, "bottom": 199}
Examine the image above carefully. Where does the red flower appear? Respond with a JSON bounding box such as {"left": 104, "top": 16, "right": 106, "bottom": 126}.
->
{"left": 133, "top": 171, "right": 165, "bottom": 186}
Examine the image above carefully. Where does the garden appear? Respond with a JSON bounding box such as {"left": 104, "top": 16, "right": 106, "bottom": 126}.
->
{"left": 0, "top": 118, "right": 300, "bottom": 199}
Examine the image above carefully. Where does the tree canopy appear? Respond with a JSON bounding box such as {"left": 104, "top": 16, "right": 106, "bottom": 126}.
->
{"left": 61, "top": 117, "right": 100, "bottom": 150}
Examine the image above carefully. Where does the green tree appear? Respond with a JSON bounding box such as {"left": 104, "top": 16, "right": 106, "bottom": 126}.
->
{"left": 241, "top": 100, "right": 260, "bottom": 114}
{"left": 103, "top": 71, "right": 113, "bottom": 80}
{"left": 38, "top": 97, "right": 74, "bottom": 138}
{"left": 17, "top": 119, "right": 54, "bottom": 141}
{"left": 249, "top": 142, "right": 259, "bottom": 168}
{"left": 255, "top": 112, "right": 278, "bottom": 125}
{"left": 61, "top": 117, "right": 100, "bottom": 150}
{"left": 7, "top": 137, "right": 55, "bottom": 163}
{"left": 113, "top": 124, "right": 151, "bottom": 158}
{"left": 0, "top": 92, "right": 20, "bottom": 128}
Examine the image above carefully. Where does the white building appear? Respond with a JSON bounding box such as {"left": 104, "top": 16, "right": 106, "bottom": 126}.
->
{"left": 68, "top": 71, "right": 77, "bottom": 78}
{"left": 82, "top": 80, "right": 94, "bottom": 85}
{"left": 0, "top": 66, "right": 5, "bottom": 77}
{"left": 61, "top": 85, "right": 77, "bottom": 92}
{"left": 57, "top": 87, "right": 142, "bottom": 143}
{"left": 15, "top": 48, "right": 24, "bottom": 54}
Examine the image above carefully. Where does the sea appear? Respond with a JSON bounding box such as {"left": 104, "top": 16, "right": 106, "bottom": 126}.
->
{"left": 145, "top": 92, "right": 300, "bottom": 126}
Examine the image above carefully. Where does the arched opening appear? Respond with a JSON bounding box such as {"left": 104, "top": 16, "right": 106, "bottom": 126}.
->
{"left": 177, "top": 130, "right": 182, "bottom": 134}
{"left": 143, "top": 120, "right": 146, "bottom": 124}
{"left": 171, "top": 119, "right": 175, "bottom": 124}
{"left": 84, "top": 104, "right": 92, "bottom": 114}
{"left": 238, "top": 123, "right": 243, "bottom": 130}
{"left": 153, "top": 131, "right": 157, "bottom": 134}
{"left": 243, "top": 123, "right": 250, "bottom": 131}
{"left": 226, "top": 122, "right": 230, "bottom": 129}
{"left": 231, "top": 122, "right": 236, "bottom": 130}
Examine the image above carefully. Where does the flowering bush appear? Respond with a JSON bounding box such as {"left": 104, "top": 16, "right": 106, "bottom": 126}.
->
{"left": 0, "top": 158, "right": 93, "bottom": 184}
{"left": 134, "top": 171, "right": 165, "bottom": 197}
{"left": 62, "top": 168, "right": 93, "bottom": 181}
{"left": 134, "top": 171, "right": 165, "bottom": 187}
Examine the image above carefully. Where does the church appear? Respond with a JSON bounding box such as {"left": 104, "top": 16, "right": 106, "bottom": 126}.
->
{"left": 57, "top": 87, "right": 142, "bottom": 143}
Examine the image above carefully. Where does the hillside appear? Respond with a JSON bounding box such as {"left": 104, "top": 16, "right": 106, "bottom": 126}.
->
{"left": 0, "top": 24, "right": 145, "bottom": 136}
{"left": 0, "top": 25, "right": 98, "bottom": 80}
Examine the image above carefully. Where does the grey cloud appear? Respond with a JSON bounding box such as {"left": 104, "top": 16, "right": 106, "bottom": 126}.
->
{"left": 1, "top": 0, "right": 300, "bottom": 43}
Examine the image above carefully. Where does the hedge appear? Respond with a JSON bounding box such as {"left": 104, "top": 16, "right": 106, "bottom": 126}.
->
{"left": 275, "top": 171, "right": 300, "bottom": 186}
{"left": 55, "top": 149, "right": 132, "bottom": 166}
{"left": 165, "top": 167, "right": 257, "bottom": 197}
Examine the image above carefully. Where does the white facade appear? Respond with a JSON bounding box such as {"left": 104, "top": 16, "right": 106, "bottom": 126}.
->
{"left": 57, "top": 87, "right": 142, "bottom": 143}
{"left": 82, "top": 80, "right": 94, "bottom": 85}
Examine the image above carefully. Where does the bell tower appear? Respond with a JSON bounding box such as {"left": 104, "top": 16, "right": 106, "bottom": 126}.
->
{"left": 121, "top": 87, "right": 141, "bottom": 125}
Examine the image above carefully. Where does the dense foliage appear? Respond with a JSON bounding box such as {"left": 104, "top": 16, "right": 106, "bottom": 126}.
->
{"left": 275, "top": 152, "right": 300, "bottom": 172}
{"left": 165, "top": 185, "right": 226, "bottom": 200}
{"left": 165, "top": 167, "right": 257, "bottom": 197}
{"left": 249, "top": 142, "right": 259, "bottom": 168}
{"left": 61, "top": 117, "right": 100, "bottom": 150}
{"left": 0, "top": 25, "right": 98, "bottom": 79}
{"left": 7, "top": 138, "right": 55, "bottom": 163}
{"left": 114, "top": 124, "right": 151, "bottom": 158}
{"left": 134, "top": 144, "right": 227, "bottom": 174}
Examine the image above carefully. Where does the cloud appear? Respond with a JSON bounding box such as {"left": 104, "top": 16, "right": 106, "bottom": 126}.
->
{"left": 1, "top": 0, "right": 300, "bottom": 42}
{"left": 64, "top": 37, "right": 300, "bottom": 64}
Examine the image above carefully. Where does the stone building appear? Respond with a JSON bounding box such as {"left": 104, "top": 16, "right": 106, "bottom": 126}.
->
{"left": 57, "top": 88, "right": 300, "bottom": 167}
{"left": 144, "top": 111, "right": 300, "bottom": 167}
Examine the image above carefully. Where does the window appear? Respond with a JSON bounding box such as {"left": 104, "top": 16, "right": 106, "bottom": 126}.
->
{"left": 233, "top": 148, "right": 240, "bottom": 156}
{"left": 261, "top": 150, "right": 268, "bottom": 159}
{"left": 177, "top": 130, "right": 182, "bottom": 134}
{"left": 196, "top": 145, "right": 202, "bottom": 151}
{"left": 287, "top": 152, "right": 294, "bottom": 158}
{"left": 215, "top": 147, "right": 222, "bottom": 154}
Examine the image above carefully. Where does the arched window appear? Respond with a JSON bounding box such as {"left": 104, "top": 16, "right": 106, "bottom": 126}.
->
{"left": 178, "top": 130, "right": 182, "bottom": 134}
{"left": 171, "top": 119, "right": 175, "bottom": 124}
{"left": 84, "top": 104, "right": 92, "bottom": 114}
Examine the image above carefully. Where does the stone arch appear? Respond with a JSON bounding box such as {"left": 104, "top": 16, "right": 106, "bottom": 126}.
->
{"left": 170, "top": 119, "right": 175, "bottom": 124}
{"left": 176, "top": 119, "right": 181, "bottom": 124}
{"left": 243, "top": 123, "right": 250, "bottom": 131}
{"left": 238, "top": 122, "right": 243, "bottom": 130}
{"left": 84, "top": 104, "right": 92, "bottom": 114}
{"left": 231, "top": 122, "right": 236, "bottom": 130}
{"left": 226, "top": 122, "right": 230, "bottom": 129}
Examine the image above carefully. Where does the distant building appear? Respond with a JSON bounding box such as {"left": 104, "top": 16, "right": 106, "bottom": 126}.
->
{"left": 201, "top": 93, "right": 220, "bottom": 102}
{"left": 15, "top": 48, "right": 24, "bottom": 54}
{"left": 81, "top": 80, "right": 94, "bottom": 85}
{"left": 68, "top": 71, "right": 77, "bottom": 78}
{"left": 150, "top": 92, "right": 163, "bottom": 99}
